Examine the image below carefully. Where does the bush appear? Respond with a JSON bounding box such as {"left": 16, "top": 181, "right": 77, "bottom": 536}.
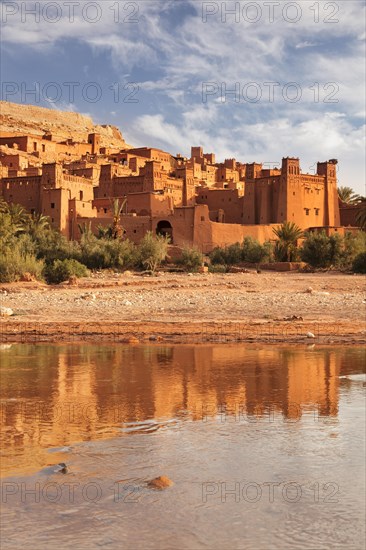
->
{"left": 105, "top": 239, "right": 137, "bottom": 270}
{"left": 352, "top": 252, "right": 366, "bottom": 273}
{"left": 79, "top": 234, "right": 111, "bottom": 269}
{"left": 300, "top": 231, "right": 342, "bottom": 268}
{"left": 78, "top": 235, "right": 137, "bottom": 270}
{"left": 209, "top": 247, "right": 227, "bottom": 265}
{"left": 44, "top": 259, "right": 89, "bottom": 284}
{"left": 340, "top": 232, "right": 366, "bottom": 269}
{"left": 138, "top": 232, "right": 169, "bottom": 272}
{"left": 177, "top": 246, "right": 203, "bottom": 272}
{"left": 223, "top": 243, "right": 242, "bottom": 265}
{"left": 209, "top": 242, "right": 242, "bottom": 265}
{"left": 209, "top": 264, "right": 227, "bottom": 273}
{"left": 0, "top": 243, "right": 44, "bottom": 283}
{"left": 241, "top": 237, "right": 272, "bottom": 264}
{"left": 210, "top": 238, "right": 272, "bottom": 266}
{"left": 35, "top": 229, "right": 81, "bottom": 264}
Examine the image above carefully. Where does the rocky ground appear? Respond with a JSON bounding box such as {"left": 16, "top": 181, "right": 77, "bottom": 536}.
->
{"left": 0, "top": 271, "right": 365, "bottom": 344}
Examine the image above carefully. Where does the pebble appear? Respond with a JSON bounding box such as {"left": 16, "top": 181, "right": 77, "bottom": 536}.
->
{"left": 306, "top": 332, "right": 315, "bottom": 339}
{"left": 0, "top": 307, "right": 14, "bottom": 317}
{"left": 147, "top": 476, "right": 174, "bottom": 490}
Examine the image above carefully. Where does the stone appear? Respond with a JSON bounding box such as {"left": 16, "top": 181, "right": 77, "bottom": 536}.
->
{"left": 123, "top": 300, "right": 133, "bottom": 306}
{"left": 68, "top": 276, "right": 78, "bottom": 286}
{"left": 0, "top": 307, "right": 14, "bottom": 317}
{"left": 305, "top": 287, "right": 313, "bottom": 293}
{"left": 306, "top": 332, "right": 315, "bottom": 338}
{"left": 147, "top": 476, "right": 174, "bottom": 490}
{"left": 57, "top": 463, "right": 68, "bottom": 474}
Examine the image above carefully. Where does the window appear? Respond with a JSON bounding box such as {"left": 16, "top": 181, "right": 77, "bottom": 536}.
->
{"left": 104, "top": 208, "right": 107, "bottom": 214}
{"left": 51, "top": 203, "right": 55, "bottom": 209}
{"left": 42, "top": 145, "right": 45, "bottom": 152}
{"left": 315, "top": 209, "right": 319, "bottom": 216}
{"left": 201, "top": 216, "right": 205, "bottom": 221}
{"left": 293, "top": 191, "right": 295, "bottom": 195}
{"left": 305, "top": 208, "right": 310, "bottom": 216}
{"left": 33, "top": 142, "right": 37, "bottom": 151}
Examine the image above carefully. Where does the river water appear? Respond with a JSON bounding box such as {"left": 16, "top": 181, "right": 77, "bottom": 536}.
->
{"left": 0, "top": 344, "right": 365, "bottom": 549}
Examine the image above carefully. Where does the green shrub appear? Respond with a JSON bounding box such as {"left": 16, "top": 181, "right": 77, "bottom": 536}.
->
{"left": 0, "top": 243, "right": 44, "bottom": 283}
{"left": 241, "top": 237, "right": 272, "bottom": 264}
{"left": 209, "top": 264, "right": 227, "bottom": 273}
{"left": 340, "top": 232, "right": 366, "bottom": 269}
{"left": 35, "top": 229, "right": 81, "bottom": 264}
{"left": 138, "top": 232, "right": 169, "bottom": 272}
{"left": 352, "top": 252, "right": 366, "bottom": 273}
{"left": 44, "top": 259, "right": 89, "bottom": 284}
{"left": 223, "top": 243, "right": 242, "bottom": 265}
{"left": 79, "top": 235, "right": 137, "bottom": 270}
{"left": 300, "top": 231, "right": 342, "bottom": 268}
{"left": 210, "top": 239, "right": 272, "bottom": 266}
{"left": 209, "top": 243, "right": 242, "bottom": 265}
{"left": 105, "top": 239, "right": 138, "bottom": 270}
{"left": 177, "top": 246, "right": 203, "bottom": 272}
{"left": 209, "top": 247, "right": 227, "bottom": 265}
{"left": 79, "top": 234, "right": 111, "bottom": 269}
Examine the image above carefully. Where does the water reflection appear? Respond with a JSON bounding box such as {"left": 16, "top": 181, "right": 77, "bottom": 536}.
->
{"left": 0, "top": 344, "right": 365, "bottom": 477}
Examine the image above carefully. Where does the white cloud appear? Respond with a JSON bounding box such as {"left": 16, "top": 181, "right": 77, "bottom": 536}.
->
{"left": 2, "top": 0, "right": 365, "bottom": 193}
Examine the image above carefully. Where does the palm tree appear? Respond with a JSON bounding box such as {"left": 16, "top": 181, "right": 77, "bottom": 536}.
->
{"left": 97, "top": 224, "right": 113, "bottom": 239}
{"left": 0, "top": 197, "right": 8, "bottom": 214}
{"left": 110, "top": 198, "right": 126, "bottom": 239}
{"left": 273, "top": 222, "right": 303, "bottom": 262}
{"left": 337, "top": 186, "right": 361, "bottom": 204}
{"left": 27, "top": 213, "right": 50, "bottom": 239}
{"left": 6, "top": 203, "right": 28, "bottom": 227}
{"left": 78, "top": 221, "right": 93, "bottom": 239}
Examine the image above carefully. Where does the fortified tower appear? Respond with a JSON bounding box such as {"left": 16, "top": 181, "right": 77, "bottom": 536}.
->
{"left": 277, "top": 157, "right": 300, "bottom": 223}
{"left": 317, "top": 159, "right": 340, "bottom": 226}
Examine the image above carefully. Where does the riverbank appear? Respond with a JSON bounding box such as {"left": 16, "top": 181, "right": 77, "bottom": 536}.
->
{"left": 1, "top": 271, "right": 365, "bottom": 344}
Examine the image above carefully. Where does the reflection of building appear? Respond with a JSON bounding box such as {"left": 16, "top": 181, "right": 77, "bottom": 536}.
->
{"left": 1, "top": 345, "right": 362, "bottom": 477}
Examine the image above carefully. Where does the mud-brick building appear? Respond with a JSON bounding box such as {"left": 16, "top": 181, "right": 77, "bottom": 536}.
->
{"left": 0, "top": 127, "right": 355, "bottom": 252}
{"left": 0, "top": 162, "right": 96, "bottom": 236}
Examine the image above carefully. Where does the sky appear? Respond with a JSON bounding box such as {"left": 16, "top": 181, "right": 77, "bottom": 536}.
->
{"left": 1, "top": 0, "right": 365, "bottom": 194}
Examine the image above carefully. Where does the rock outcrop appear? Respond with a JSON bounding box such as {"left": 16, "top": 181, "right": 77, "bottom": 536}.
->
{"left": 0, "top": 101, "right": 131, "bottom": 149}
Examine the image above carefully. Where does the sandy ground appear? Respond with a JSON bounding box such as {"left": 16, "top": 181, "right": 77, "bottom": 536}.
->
{"left": 0, "top": 271, "right": 365, "bottom": 344}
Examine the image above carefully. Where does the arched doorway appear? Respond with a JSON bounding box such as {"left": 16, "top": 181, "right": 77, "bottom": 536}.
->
{"left": 156, "top": 220, "right": 173, "bottom": 243}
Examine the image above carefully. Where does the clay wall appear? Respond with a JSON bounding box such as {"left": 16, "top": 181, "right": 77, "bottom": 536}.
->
{"left": 196, "top": 188, "right": 243, "bottom": 223}
{"left": 0, "top": 175, "right": 41, "bottom": 212}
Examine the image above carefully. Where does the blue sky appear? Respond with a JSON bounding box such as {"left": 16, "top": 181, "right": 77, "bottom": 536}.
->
{"left": 1, "top": 0, "right": 365, "bottom": 193}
